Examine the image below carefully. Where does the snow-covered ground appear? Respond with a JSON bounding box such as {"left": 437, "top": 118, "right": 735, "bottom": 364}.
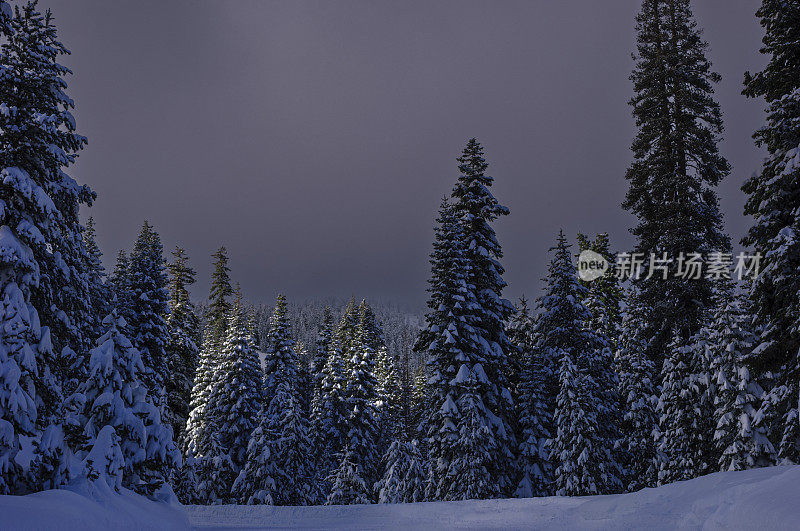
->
{"left": 3, "top": 465, "right": 799, "bottom": 530}
{"left": 188, "top": 465, "right": 800, "bottom": 530}
{"left": 0, "top": 477, "right": 190, "bottom": 530}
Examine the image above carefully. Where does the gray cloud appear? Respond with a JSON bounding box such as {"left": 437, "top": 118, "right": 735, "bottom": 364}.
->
{"left": 45, "top": 0, "right": 767, "bottom": 309}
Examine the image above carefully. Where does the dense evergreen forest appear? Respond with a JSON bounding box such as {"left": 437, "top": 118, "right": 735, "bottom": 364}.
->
{"left": 1, "top": 0, "right": 799, "bottom": 507}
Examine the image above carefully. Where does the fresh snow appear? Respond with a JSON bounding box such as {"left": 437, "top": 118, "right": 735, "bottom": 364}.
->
{"left": 184, "top": 465, "right": 800, "bottom": 530}
{"left": 0, "top": 478, "right": 189, "bottom": 530}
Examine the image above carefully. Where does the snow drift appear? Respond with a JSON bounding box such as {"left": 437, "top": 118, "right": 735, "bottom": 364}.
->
{"left": 0, "top": 477, "right": 189, "bottom": 530}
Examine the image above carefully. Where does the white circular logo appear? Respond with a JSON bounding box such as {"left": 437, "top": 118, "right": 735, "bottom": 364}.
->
{"left": 577, "top": 250, "right": 609, "bottom": 281}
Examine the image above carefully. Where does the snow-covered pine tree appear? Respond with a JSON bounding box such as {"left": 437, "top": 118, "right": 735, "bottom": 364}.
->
{"left": 125, "top": 221, "right": 170, "bottom": 412}
{"left": 416, "top": 198, "right": 483, "bottom": 500}
{"left": 337, "top": 297, "right": 360, "bottom": 351}
{"left": 230, "top": 404, "right": 277, "bottom": 505}
{"left": 0, "top": 2, "right": 95, "bottom": 472}
{"left": 81, "top": 425, "right": 123, "bottom": 492}
{"left": 326, "top": 443, "right": 371, "bottom": 505}
{"left": 0, "top": 1, "right": 98, "bottom": 493}
{"left": 375, "top": 395, "right": 426, "bottom": 505}
{"left": 311, "top": 306, "right": 334, "bottom": 427}
{"left": 450, "top": 139, "right": 517, "bottom": 495}
{"left": 710, "top": 288, "right": 775, "bottom": 471}
{"left": 654, "top": 327, "right": 709, "bottom": 485}
{"left": 195, "top": 431, "right": 236, "bottom": 504}
{"left": 315, "top": 301, "right": 358, "bottom": 489}
{"left": 375, "top": 342, "right": 403, "bottom": 452}
{"left": 410, "top": 365, "right": 428, "bottom": 439}
{"left": 397, "top": 342, "right": 415, "bottom": 441}
{"left": 0, "top": 225, "right": 45, "bottom": 494}
{"left": 505, "top": 296, "right": 532, "bottom": 411}
{"left": 447, "top": 368, "right": 499, "bottom": 500}
{"left": 545, "top": 231, "right": 620, "bottom": 496}
{"left": 171, "top": 445, "right": 201, "bottom": 505}
{"left": 184, "top": 247, "right": 234, "bottom": 455}
{"left": 575, "top": 232, "right": 623, "bottom": 493}
{"left": 511, "top": 298, "right": 554, "bottom": 498}
{"left": 0, "top": 1, "right": 95, "bottom": 390}
{"left": 83, "top": 217, "right": 110, "bottom": 338}
{"left": 204, "top": 288, "right": 261, "bottom": 483}
{"left": 184, "top": 322, "right": 215, "bottom": 456}
{"left": 624, "top": 0, "right": 730, "bottom": 364}
{"left": 233, "top": 380, "right": 316, "bottom": 505}
{"left": 207, "top": 247, "right": 234, "bottom": 348}
{"left": 615, "top": 295, "right": 658, "bottom": 491}
{"left": 330, "top": 305, "right": 381, "bottom": 503}
{"left": 741, "top": 0, "right": 800, "bottom": 464}
{"left": 356, "top": 300, "right": 401, "bottom": 458}
{"left": 296, "top": 341, "right": 313, "bottom": 416}
{"left": 553, "top": 349, "right": 599, "bottom": 496}
{"left": 71, "top": 313, "right": 179, "bottom": 496}
{"left": 165, "top": 247, "right": 199, "bottom": 447}
{"left": 262, "top": 294, "right": 298, "bottom": 404}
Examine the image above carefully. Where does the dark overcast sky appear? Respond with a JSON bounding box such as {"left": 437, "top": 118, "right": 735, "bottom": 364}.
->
{"left": 43, "top": 0, "right": 767, "bottom": 310}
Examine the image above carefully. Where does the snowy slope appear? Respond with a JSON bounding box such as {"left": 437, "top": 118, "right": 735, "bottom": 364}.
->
{"left": 2, "top": 466, "right": 797, "bottom": 530}
{"left": 0, "top": 478, "right": 190, "bottom": 530}
{"left": 187, "top": 465, "right": 800, "bottom": 530}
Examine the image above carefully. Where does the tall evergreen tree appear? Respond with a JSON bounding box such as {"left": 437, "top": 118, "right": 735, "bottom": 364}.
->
{"left": 125, "top": 221, "right": 170, "bottom": 412}
{"left": 0, "top": 1, "right": 93, "bottom": 493}
{"left": 710, "top": 290, "right": 775, "bottom": 471}
{"left": 654, "top": 328, "right": 709, "bottom": 484}
{"left": 450, "top": 139, "right": 517, "bottom": 494}
{"left": 316, "top": 301, "right": 358, "bottom": 485}
{"left": 207, "top": 246, "right": 234, "bottom": 349}
{"left": 165, "top": 247, "right": 199, "bottom": 447}
{"left": 311, "top": 306, "right": 334, "bottom": 451}
{"left": 312, "top": 307, "right": 334, "bottom": 398}
{"left": 624, "top": 0, "right": 730, "bottom": 363}
{"left": 505, "top": 296, "right": 532, "bottom": 409}
{"left": 576, "top": 232, "right": 623, "bottom": 492}
{"left": 296, "top": 341, "right": 313, "bottom": 416}
{"left": 374, "top": 342, "right": 403, "bottom": 452}
{"left": 553, "top": 348, "right": 600, "bottom": 496}
{"left": 204, "top": 289, "right": 261, "bottom": 491}
{"left": 330, "top": 305, "right": 381, "bottom": 503}
{"left": 71, "top": 313, "right": 179, "bottom": 496}
{"left": 262, "top": 295, "right": 298, "bottom": 404}
{"left": 184, "top": 247, "right": 233, "bottom": 454}
{"left": 512, "top": 298, "right": 554, "bottom": 498}
{"left": 544, "top": 232, "right": 620, "bottom": 495}
{"left": 416, "top": 198, "right": 485, "bottom": 500}
{"left": 0, "top": 2, "right": 95, "bottom": 470}
{"left": 615, "top": 296, "right": 658, "bottom": 491}
{"left": 741, "top": 0, "right": 800, "bottom": 464}
{"left": 410, "top": 365, "right": 428, "bottom": 439}
{"left": 233, "top": 380, "right": 316, "bottom": 505}
{"left": 0, "top": 0, "right": 95, "bottom": 369}
{"left": 357, "top": 299, "right": 402, "bottom": 453}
